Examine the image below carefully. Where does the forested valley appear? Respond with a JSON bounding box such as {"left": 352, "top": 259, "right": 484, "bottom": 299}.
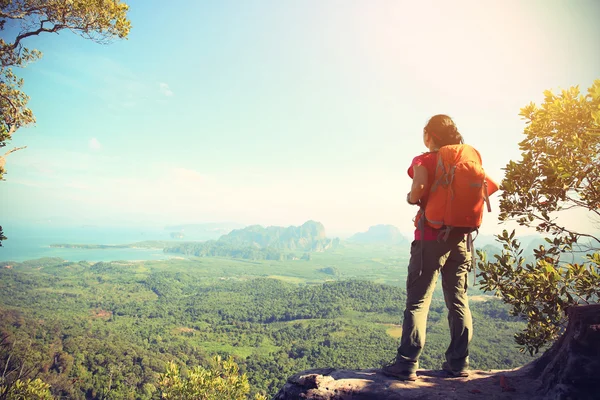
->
{"left": 0, "top": 252, "right": 535, "bottom": 399}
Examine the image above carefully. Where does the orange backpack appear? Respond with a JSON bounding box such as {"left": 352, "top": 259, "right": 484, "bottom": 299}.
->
{"left": 414, "top": 144, "right": 491, "bottom": 236}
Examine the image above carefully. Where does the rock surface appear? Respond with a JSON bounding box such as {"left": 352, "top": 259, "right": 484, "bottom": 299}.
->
{"left": 273, "top": 366, "right": 543, "bottom": 400}
{"left": 273, "top": 304, "right": 600, "bottom": 400}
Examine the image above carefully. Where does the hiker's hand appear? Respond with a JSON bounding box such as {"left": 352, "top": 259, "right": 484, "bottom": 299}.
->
{"left": 406, "top": 192, "right": 420, "bottom": 206}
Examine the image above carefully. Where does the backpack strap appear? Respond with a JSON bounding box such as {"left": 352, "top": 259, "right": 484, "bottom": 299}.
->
{"left": 437, "top": 226, "right": 453, "bottom": 242}
{"left": 448, "top": 165, "right": 457, "bottom": 200}
{"left": 483, "top": 180, "right": 492, "bottom": 212}
{"left": 430, "top": 156, "right": 447, "bottom": 193}
{"left": 417, "top": 209, "right": 426, "bottom": 278}
{"left": 467, "top": 229, "right": 479, "bottom": 286}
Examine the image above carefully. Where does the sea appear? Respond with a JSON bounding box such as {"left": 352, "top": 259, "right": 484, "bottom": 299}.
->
{"left": 0, "top": 224, "right": 180, "bottom": 263}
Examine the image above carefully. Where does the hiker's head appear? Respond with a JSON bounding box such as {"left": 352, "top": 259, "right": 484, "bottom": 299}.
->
{"left": 423, "top": 114, "right": 464, "bottom": 150}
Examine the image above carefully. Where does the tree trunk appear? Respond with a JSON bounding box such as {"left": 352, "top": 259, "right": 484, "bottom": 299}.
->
{"left": 529, "top": 304, "right": 600, "bottom": 399}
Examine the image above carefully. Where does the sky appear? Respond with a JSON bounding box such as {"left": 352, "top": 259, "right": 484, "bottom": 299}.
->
{"left": 2, "top": 0, "right": 600, "bottom": 237}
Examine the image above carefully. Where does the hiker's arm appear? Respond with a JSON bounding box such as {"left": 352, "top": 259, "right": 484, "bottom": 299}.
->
{"left": 407, "top": 165, "right": 428, "bottom": 205}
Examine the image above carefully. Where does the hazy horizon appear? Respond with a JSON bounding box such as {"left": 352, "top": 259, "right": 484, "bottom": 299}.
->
{"left": 0, "top": 217, "right": 551, "bottom": 243}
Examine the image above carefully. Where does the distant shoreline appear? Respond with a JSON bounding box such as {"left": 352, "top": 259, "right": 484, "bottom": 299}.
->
{"left": 49, "top": 240, "right": 181, "bottom": 250}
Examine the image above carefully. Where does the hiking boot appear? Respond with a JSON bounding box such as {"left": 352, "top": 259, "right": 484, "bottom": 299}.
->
{"left": 442, "top": 361, "right": 469, "bottom": 377}
{"left": 381, "top": 357, "right": 417, "bottom": 381}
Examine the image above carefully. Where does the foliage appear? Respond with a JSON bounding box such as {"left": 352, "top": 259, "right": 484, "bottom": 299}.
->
{"left": 0, "top": 226, "right": 5, "bottom": 247}
{"left": 478, "top": 231, "right": 599, "bottom": 355}
{"left": 0, "top": 0, "right": 131, "bottom": 178}
{"left": 500, "top": 80, "right": 600, "bottom": 236}
{"left": 164, "top": 241, "right": 299, "bottom": 261}
{"left": 0, "top": 254, "right": 535, "bottom": 398}
{"left": 478, "top": 80, "right": 600, "bottom": 355}
{"left": 158, "top": 356, "right": 266, "bottom": 400}
{"left": 0, "top": 378, "right": 53, "bottom": 400}
{"left": 0, "top": 325, "right": 54, "bottom": 399}
{"left": 0, "top": 67, "right": 33, "bottom": 158}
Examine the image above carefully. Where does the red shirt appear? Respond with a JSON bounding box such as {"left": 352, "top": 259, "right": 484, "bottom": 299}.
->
{"left": 408, "top": 152, "right": 440, "bottom": 241}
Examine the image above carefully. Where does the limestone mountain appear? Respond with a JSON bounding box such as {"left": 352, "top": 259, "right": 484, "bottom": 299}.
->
{"left": 163, "top": 221, "right": 339, "bottom": 259}
{"left": 217, "top": 220, "right": 334, "bottom": 251}
{"left": 348, "top": 225, "right": 409, "bottom": 245}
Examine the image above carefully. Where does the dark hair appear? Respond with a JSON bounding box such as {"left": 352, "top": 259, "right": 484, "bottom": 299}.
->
{"left": 424, "top": 114, "right": 464, "bottom": 147}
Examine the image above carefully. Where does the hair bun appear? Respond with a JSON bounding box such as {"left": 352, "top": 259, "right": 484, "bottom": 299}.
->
{"left": 424, "top": 114, "right": 463, "bottom": 146}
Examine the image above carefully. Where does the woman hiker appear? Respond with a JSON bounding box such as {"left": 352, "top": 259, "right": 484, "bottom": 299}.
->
{"left": 382, "top": 114, "right": 498, "bottom": 381}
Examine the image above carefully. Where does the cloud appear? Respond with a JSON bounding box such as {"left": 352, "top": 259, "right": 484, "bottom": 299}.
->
{"left": 159, "top": 82, "right": 174, "bottom": 97}
{"left": 89, "top": 138, "right": 102, "bottom": 151}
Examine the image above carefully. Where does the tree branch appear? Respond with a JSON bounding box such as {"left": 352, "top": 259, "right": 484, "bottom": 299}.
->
{"left": 564, "top": 194, "right": 600, "bottom": 218}
{"left": 3, "top": 146, "right": 27, "bottom": 157}
{"left": 529, "top": 210, "right": 600, "bottom": 245}
{"left": 0, "top": 6, "right": 45, "bottom": 21}
{"left": 557, "top": 203, "right": 580, "bottom": 212}
{"left": 2, "top": 351, "right": 12, "bottom": 379}
{"left": 7, "top": 124, "right": 17, "bottom": 137}
{"left": 10, "top": 21, "right": 65, "bottom": 52}
{"left": 0, "top": 90, "right": 20, "bottom": 116}
{"left": 584, "top": 175, "right": 600, "bottom": 208}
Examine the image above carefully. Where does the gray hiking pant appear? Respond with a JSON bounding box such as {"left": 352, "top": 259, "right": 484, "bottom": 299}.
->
{"left": 396, "top": 236, "right": 473, "bottom": 373}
